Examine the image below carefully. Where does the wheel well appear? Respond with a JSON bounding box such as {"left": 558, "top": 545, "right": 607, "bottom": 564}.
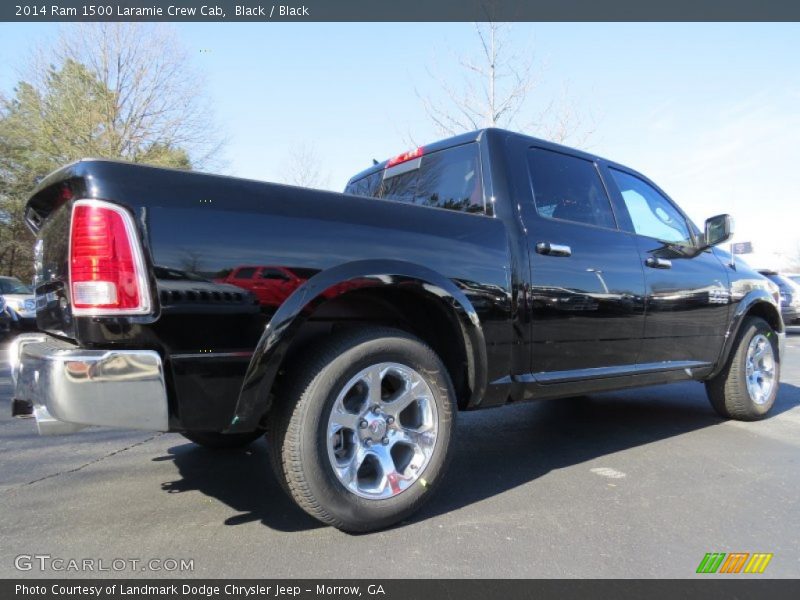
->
{"left": 274, "top": 287, "right": 472, "bottom": 411}
{"left": 746, "top": 301, "right": 783, "bottom": 333}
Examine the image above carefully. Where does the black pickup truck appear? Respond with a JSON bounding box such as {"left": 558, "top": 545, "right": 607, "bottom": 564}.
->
{"left": 10, "top": 128, "right": 784, "bottom": 532}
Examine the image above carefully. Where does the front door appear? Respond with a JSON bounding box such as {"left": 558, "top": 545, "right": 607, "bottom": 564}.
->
{"left": 602, "top": 166, "right": 731, "bottom": 366}
{"left": 525, "top": 147, "right": 647, "bottom": 380}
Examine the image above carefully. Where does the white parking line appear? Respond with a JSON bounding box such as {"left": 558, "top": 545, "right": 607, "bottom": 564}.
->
{"left": 590, "top": 467, "right": 627, "bottom": 479}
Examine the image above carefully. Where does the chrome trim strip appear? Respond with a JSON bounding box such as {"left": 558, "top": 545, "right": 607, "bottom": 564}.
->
{"left": 509, "top": 360, "right": 713, "bottom": 385}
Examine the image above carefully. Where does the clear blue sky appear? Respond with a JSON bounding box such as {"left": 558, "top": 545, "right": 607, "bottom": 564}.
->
{"left": 1, "top": 22, "right": 798, "bottom": 267}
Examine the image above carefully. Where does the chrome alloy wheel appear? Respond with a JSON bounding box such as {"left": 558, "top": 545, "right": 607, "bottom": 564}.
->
{"left": 745, "top": 333, "right": 776, "bottom": 405}
{"left": 326, "top": 362, "right": 438, "bottom": 499}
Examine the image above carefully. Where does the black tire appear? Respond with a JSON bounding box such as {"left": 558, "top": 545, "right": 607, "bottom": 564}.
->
{"left": 181, "top": 429, "right": 265, "bottom": 449}
{"left": 268, "top": 326, "right": 456, "bottom": 533}
{"left": 705, "top": 316, "right": 780, "bottom": 421}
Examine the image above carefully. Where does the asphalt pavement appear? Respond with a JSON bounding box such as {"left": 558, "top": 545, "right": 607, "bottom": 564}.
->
{"left": 1, "top": 330, "right": 799, "bottom": 578}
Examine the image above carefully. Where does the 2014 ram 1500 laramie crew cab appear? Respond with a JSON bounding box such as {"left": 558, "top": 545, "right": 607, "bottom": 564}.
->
{"left": 10, "top": 129, "right": 784, "bottom": 532}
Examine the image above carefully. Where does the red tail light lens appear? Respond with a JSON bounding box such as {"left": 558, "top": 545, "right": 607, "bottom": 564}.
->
{"left": 69, "top": 200, "right": 150, "bottom": 314}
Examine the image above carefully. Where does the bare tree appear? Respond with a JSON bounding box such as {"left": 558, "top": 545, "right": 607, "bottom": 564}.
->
{"left": 417, "top": 22, "right": 594, "bottom": 146}
{"left": 178, "top": 249, "right": 205, "bottom": 274}
{"left": 0, "top": 23, "right": 224, "bottom": 279}
{"left": 35, "top": 23, "right": 224, "bottom": 169}
{"left": 279, "top": 143, "right": 331, "bottom": 190}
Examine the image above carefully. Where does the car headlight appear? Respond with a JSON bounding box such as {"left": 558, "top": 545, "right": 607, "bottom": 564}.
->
{"left": 23, "top": 299, "right": 35, "bottom": 311}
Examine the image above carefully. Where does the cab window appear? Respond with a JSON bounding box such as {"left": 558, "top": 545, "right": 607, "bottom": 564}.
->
{"left": 527, "top": 148, "right": 617, "bottom": 229}
{"left": 412, "top": 144, "right": 484, "bottom": 213}
{"left": 345, "top": 143, "right": 485, "bottom": 215}
{"left": 260, "top": 268, "right": 290, "bottom": 280}
{"left": 609, "top": 169, "right": 691, "bottom": 244}
{"left": 345, "top": 171, "right": 381, "bottom": 198}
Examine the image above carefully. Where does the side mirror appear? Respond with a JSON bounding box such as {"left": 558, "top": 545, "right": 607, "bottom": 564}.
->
{"left": 703, "top": 214, "right": 734, "bottom": 248}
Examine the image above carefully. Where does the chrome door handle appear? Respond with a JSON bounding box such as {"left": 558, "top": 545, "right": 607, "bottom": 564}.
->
{"left": 645, "top": 257, "right": 672, "bottom": 269}
{"left": 536, "top": 242, "right": 572, "bottom": 257}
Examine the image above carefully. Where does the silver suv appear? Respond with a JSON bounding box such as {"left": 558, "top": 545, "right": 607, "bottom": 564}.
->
{"left": 0, "top": 276, "right": 36, "bottom": 330}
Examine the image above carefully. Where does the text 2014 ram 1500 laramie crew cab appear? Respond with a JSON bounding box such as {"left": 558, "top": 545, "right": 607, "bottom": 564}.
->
{"left": 10, "top": 128, "right": 784, "bottom": 532}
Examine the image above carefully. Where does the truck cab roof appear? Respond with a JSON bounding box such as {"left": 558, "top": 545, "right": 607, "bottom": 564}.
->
{"left": 346, "top": 127, "right": 605, "bottom": 187}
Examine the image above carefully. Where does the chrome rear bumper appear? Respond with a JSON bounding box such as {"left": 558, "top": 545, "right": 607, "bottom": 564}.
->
{"left": 9, "top": 333, "right": 169, "bottom": 435}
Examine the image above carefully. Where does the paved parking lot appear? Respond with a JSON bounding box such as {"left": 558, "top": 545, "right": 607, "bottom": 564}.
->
{"left": 2, "top": 331, "right": 799, "bottom": 578}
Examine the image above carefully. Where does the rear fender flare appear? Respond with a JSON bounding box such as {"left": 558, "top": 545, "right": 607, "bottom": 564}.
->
{"left": 225, "top": 259, "right": 486, "bottom": 432}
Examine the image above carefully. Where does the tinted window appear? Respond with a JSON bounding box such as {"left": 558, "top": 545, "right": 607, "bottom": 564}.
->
{"left": 413, "top": 144, "right": 483, "bottom": 213}
{"left": 345, "top": 144, "right": 484, "bottom": 214}
{"left": 528, "top": 148, "right": 616, "bottom": 229}
{"left": 233, "top": 268, "right": 256, "bottom": 279}
{"left": 381, "top": 168, "right": 418, "bottom": 204}
{"left": 345, "top": 171, "right": 382, "bottom": 198}
{"left": 260, "top": 268, "right": 290, "bottom": 280}
{"left": 0, "top": 278, "right": 32, "bottom": 294}
{"left": 609, "top": 169, "right": 691, "bottom": 244}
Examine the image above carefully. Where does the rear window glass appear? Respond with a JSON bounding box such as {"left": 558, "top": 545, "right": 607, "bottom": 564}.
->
{"left": 346, "top": 171, "right": 382, "bottom": 198}
{"left": 233, "top": 268, "right": 256, "bottom": 279}
{"left": 344, "top": 144, "right": 485, "bottom": 214}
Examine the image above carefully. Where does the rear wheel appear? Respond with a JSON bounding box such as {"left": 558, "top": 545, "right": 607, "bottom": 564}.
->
{"left": 268, "top": 327, "right": 455, "bottom": 532}
{"left": 181, "top": 429, "right": 265, "bottom": 449}
{"left": 705, "top": 316, "right": 780, "bottom": 421}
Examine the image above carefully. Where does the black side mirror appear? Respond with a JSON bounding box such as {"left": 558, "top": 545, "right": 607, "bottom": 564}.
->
{"left": 703, "top": 214, "right": 734, "bottom": 248}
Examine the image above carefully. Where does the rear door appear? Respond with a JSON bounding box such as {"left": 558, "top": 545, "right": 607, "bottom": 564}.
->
{"left": 257, "top": 267, "right": 297, "bottom": 307}
{"left": 524, "top": 147, "right": 647, "bottom": 379}
{"left": 602, "top": 166, "right": 730, "bottom": 366}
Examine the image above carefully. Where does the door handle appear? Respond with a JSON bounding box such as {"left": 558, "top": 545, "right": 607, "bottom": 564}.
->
{"left": 536, "top": 242, "right": 572, "bottom": 257}
{"left": 645, "top": 257, "right": 672, "bottom": 269}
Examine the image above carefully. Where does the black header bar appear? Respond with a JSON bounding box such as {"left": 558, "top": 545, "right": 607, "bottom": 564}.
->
{"left": 5, "top": 579, "right": 800, "bottom": 600}
{"left": 3, "top": 0, "right": 800, "bottom": 22}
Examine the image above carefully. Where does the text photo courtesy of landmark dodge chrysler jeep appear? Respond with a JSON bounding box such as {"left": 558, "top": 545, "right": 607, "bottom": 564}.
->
{"left": 10, "top": 128, "right": 784, "bottom": 532}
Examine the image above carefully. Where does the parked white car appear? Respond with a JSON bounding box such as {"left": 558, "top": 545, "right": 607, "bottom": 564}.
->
{"left": 0, "top": 276, "right": 36, "bottom": 330}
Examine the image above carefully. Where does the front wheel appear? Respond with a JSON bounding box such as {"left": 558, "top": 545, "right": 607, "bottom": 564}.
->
{"left": 268, "top": 327, "right": 456, "bottom": 532}
{"left": 705, "top": 316, "right": 780, "bottom": 421}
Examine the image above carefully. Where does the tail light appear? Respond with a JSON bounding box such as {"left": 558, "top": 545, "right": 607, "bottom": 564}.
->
{"left": 69, "top": 199, "right": 151, "bottom": 315}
